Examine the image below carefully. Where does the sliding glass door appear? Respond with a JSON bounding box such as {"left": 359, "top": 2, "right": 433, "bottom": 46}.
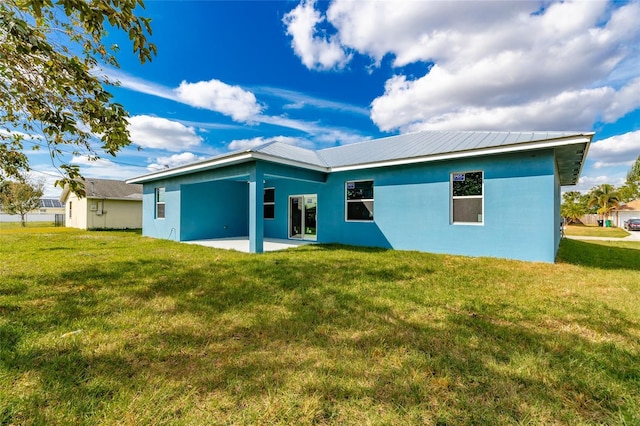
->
{"left": 289, "top": 194, "right": 317, "bottom": 241}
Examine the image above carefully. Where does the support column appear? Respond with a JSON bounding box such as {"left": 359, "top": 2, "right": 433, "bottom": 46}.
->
{"left": 248, "top": 164, "right": 264, "bottom": 253}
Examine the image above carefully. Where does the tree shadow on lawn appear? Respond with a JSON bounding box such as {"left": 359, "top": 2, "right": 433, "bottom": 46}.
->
{"left": 2, "top": 246, "right": 639, "bottom": 424}
{"left": 557, "top": 239, "right": 640, "bottom": 270}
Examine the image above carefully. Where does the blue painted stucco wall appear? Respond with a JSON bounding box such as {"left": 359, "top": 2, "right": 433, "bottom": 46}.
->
{"left": 181, "top": 181, "right": 248, "bottom": 240}
{"left": 141, "top": 149, "right": 561, "bottom": 262}
{"left": 313, "top": 150, "right": 557, "bottom": 262}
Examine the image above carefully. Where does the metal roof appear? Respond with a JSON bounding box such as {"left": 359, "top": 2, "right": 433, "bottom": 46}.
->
{"left": 254, "top": 141, "right": 327, "bottom": 167}
{"left": 128, "top": 130, "right": 593, "bottom": 186}
{"left": 317, "top": 131, "right": 587, "bottom": 168}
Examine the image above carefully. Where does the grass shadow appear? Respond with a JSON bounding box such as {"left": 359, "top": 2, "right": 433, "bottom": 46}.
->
{"left": 557, "top": 239, "right": 640, "bottom": 270}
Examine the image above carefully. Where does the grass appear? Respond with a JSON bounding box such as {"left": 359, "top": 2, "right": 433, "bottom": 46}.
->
{"left": 1, "top": 229, "right": 639, "bottom": 425}
{"left": 0, "top": 221, "right": 58, "bottom": 231}
{"left": 565, "top": 224, "right": 630, "bottom": 238}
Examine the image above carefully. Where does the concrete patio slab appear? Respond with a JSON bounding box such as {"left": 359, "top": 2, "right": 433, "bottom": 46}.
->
{"left": 184, "top": 237, "right": 314, "bottom": 253}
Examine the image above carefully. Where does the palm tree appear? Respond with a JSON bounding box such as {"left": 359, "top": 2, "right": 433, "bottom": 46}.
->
{"left": 587, "top": 184, "right": 620, "bottom": 225}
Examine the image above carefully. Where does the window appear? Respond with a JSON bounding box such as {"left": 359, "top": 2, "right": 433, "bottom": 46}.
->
{"left": 264, "top": 188, "right": 275, "bottom": 219}
{"left": 452, "top": 171, "right": 483, "bottom": 224}
{"left": 69, "top": 201, "right": 72, "bottom": 219}
{"left": 155, "top": 187, "right": 165, "bottom": 219}
{"left": 346, "top": 180, "right": 374, "bottom": 221}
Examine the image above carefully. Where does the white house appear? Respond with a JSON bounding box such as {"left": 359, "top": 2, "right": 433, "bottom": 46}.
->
{"left": 613, "top": 199, "right": 640, "bottom": 228}
{"left": 60, "top": 178, "right": 143, "bottom": 230}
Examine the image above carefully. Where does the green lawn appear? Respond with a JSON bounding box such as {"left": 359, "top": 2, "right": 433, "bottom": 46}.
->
{"left": 1, "top": 229, "right": 639, "bottom": 425}
{"left": 0, "top": 221, "right": 57, "bottom": 231}
{"left": 565, "top": 224, "right": 630, "bottom": 238}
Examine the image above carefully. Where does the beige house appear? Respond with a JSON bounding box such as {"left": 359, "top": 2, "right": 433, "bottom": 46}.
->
{"left": 612, "top": 199, "right": 640, "bottom": 228}
{"left": 60, "top": 179, "right": 142, "bottom": 230}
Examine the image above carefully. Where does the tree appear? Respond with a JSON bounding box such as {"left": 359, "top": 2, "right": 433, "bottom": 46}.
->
{"left": 561, "top": 191, "right": 586, "bottom": 224}
{"left": 627, "top": 155, "right": 640, "bottom": 186}
{"left": 619, "top": 155, "right": 640, "bottom": 202}
{"left": 0, "top": 0, "right": 156, "bottom": 196}
{"left": 0, "top": 178, "right": 44, "bottom": 226}
{"left": 587, "top": 184, "right": 620, "bottom": 223}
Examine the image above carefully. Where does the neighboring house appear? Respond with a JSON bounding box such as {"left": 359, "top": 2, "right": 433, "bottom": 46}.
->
{"left": 60, "top": 179, "right": 143, "bottom": 229}
{"left": 612, "top": 199, "right": 640, "bottom": 228}
{"left": 0, "top": 198, "right": 65, "bottom": 223}
{"left": 127, "top": 131, "right": 593, "bottom": 262}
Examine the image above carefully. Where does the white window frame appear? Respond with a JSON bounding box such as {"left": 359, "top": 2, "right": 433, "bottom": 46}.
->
{"left": 451, "top": 171, "right": 484, "bottom": 225}
{"left": 264, "top": 187, "right": 275, "bottom": 220}
{"left": 155, "top": 187, "right": 165, "bottom": 219}
{"left": 345, "top": 180, "right": 374, "bottom": 222}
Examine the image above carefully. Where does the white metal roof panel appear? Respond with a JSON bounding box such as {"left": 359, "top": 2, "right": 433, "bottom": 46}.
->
{"left": 317, "top": 131, "right": 583, "bottom": 168}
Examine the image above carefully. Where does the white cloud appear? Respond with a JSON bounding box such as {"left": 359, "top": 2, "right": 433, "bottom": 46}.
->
{"left": 70, "top": 156, "right": 144, "bottom": 181}
{"left": 127, "top": 115, "right": 203, "bottom": 152}
{"left": 175, "top": 79, "right": 262, "bottom": 122}
{"left": 147, "top": 152, "right": 206, "bottom": 171}
{"left": 588, "top": 131, "right": 640, "bottom": 169}
{"left": 283, "top": 0, "right": 351, "bottom": 70}
{"left": 286, "top": 0, "right": 640, "bottom": 133}
{"left": 228, "top": 136, "right": 302, "bottom": 151}
{"left": 571, "top": 174, "right": 626, "bottom": 193}
{"left": 256, "top": 86, "right": 369, "bottom": 116}
{"left": 102, "top": 67, "right": 262, "bottom": 123}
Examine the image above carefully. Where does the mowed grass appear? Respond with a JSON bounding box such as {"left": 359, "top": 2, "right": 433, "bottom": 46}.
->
{"left": 1, "top": 230, "right": 639, "bottom": 425}
{"left": 565, "top": 224, "right": 630, "bottom": 238}
{"left": 0, "top": 221, "right": 58, "bottom": 231}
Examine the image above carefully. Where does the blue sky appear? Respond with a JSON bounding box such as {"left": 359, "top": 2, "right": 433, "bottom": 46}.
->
{"left": 26, "top": 0, "right": 640, "bottom": 196}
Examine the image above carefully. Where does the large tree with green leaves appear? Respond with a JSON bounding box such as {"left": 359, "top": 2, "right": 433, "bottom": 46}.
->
{"left": 618, "top": 155, "right": 640, "bottom": 202}
{"left": 0, "top": 0, "right": 156, "bottom": 196}
{"left": 561, "top": 191, "right": 586, "bottom": 224}
{"left": 0, "top": 177, "right": 44, "bottom": 226}
{"left": 587, "top": 184, "right": 620, "bottom": 222}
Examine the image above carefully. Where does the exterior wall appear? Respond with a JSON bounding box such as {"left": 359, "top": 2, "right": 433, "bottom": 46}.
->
{"left": 64, "top": 194, "right": 140, "bottom": 229}
{"left": 141, "top": 150, "right": 559, "bottom": 262}
{"left": 141, "top": 162, "right": 257, "bottom": 241}
{"left": 85, "top": 199, "right": 141, "bottom": 229}
{"left": 181, "top": 181, "right": 248, "bottom": 240}
{"left": 314, "top": 150, "right": 557, "bottom": 262}
{"left": 65, "top": 193, "right": 88, "bottom": 229}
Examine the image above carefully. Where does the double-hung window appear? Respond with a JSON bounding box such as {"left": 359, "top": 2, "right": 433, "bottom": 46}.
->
{"left": 155, "top": 187, "right": 165, "bottom": 219}
{"left": 346, "top": 180, "right": 374, "bottom": 221}
{"left": 264, "top": 188, "right": 275, "bottom": 219}
{"left": 451, "top": 171, "right": 483, "bottom": 224}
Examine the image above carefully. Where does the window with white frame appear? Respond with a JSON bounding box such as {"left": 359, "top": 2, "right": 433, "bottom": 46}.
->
{"left": 69, "top": 201, "right": 72, "bottom": 219}
{"left": 451, "top": 171, "right": 483, "bottom": 224}
{"left": 346, "top": 180, "right": 374, "bottom": 221}
{"left": 155, "top": 187, "right": 165, "bottom": 219}
{"left": 264, "top": 188, "right": 275, "bottom": 219}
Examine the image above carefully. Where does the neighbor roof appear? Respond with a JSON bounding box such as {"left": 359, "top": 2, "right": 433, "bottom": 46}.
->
{"left": 127, "top": 130, "right": 593, "bottom": 186}
{"left": 60, "top": 178, "right": 143, "bottom": 202}
{"left": 40, "top": 198, "right": 64, "bottom": 208}
{"left": 613, "top": 199, "right": 640, "bottom": 211}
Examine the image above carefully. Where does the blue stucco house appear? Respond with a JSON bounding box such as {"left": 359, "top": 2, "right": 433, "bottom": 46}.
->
{"left": 127, "top": 131, "right": 592, "bottom": 262}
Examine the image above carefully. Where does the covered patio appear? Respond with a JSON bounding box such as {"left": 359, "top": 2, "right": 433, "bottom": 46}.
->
{"left": 183, "top": 237, "right": 314, "bottom": 253}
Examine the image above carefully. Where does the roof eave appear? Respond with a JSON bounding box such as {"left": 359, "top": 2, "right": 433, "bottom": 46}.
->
{"left": 330, "top": 134, "right": 593, "bottom": 173}
{"left": 127, "top": 151, "right": 329, "bottom": 184}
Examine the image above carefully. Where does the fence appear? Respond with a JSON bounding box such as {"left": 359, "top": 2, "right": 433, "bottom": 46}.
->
{"left": 579, "top": 214, "right": 600, "bottom": 226}
{"left": 54, "top": 214, "right": 66, "bottom": 227}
